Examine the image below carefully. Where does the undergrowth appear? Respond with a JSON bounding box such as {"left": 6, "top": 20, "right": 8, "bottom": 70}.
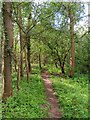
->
{"left": 2, "top": 74, "right": 49, "bottom": 118}
{"left": 51, "top": 74, "right": 88, "bottom": 118}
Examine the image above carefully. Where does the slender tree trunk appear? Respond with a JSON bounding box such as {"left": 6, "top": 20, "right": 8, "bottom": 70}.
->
{"left": 58, "top": 57, "right": 65, "bottom": 74}
{"left": 3, "top": 2, "right": 13, "bottom": 98}
{"left": 39, "top": 48, "right": 42, "bottom": 71}
{"left": 20, "top": 30, "right": 23, "bottom": 77}
{"left": 26, "top": 35, "right": 31, "bottom": 74}
{"left": 25, "top": 48, "right": 29, "bottom": 82}
{"left": 0, "top": 37, "right": 2, "bottom": 75}
{"left": 56, "top": 51, "right": 65, "bottom": 74}
{"left": 26, "top": 61, "right": 29, "bottom": 83}
{"left": 14, "top": 39, "right": 17, "bottom": 73}
{"left": 19, "top": 7, "right": 23, "bottom": 77}
{"left": 54, "top": 61, "right": 58, "bottom": 68}
{"left": 61, "top": 65, "right": 65, "bottom": 74}
{"left": 1, "top": 26, "right": 4, "bottom": 98}
{"left": 0, "top": 25, "right": 4, "bottom": 75}
{"left": 25, "top": 11, "right": 32, "bottom": 74}
{"left": 0, "top": 34, "right": 2, "bottom": 119}
{"left": 17, "top": 62, "right": 20, "bottom": 91}
{"left": 56, "top": 51, "right": 64, "bottom": 74}
{"left": 0, "top": 35, "right": 2, "bottom": 98}
{"left": 69, "top": 8, "right": 75, "bottom": 77}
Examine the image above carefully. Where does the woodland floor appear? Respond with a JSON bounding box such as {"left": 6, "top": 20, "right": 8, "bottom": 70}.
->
{"left": 41, "top": 71, "right": 62, "bottom": 118}
{"left": 2, "top": 65, "right": 88, "bottom": 118}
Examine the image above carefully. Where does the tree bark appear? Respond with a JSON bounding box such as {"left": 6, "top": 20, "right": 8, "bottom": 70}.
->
{"left": 14, "top": 39, "right": 17, "bottom": 73}
{"left": 61, "top": 65, "right": 65, "bottom": 74}
{"left": 69, "top": 8, "right": 75, "bottom": 77}
{"left": 0, "top": 32, "right": 2, "bottom": 97}
{"left": 25, "top": 48, "right": 29, "bottom": 82}
{"left": 39, "top": 48, "right": 42, "bottom": 71}
{"left": 26, "top": 35, "right": 31, "bottom": 74}
{"left": 0, "top": 38, "right": 2, "bottom": 74}
{"left": 3, "top": 2, "right": 13, "bottom": 98}
{"left": 17, "top": 63, "right": 20, "bottom": 91}
{"left": 57, "top": 55, "right": 65, "bottom": 74}
{"left": 19, "top": 7, "right": 23, "bottom": 77}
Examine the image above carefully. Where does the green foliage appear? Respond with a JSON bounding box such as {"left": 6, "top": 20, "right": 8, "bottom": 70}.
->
{"left": 1, "top": 1, "right": 88, "bottom": 118}
{"left": 32, "top": 64, "right": 41, "bottom": 73}
{"left": 75, "top": 33, "right": 89, "bottom": 74}
{"left": 47, "top": 64, "right": 61, "bottom": 73}
{"left": 50, "top": 74, "right": 88, "bottom": 118}
{"left": 2, "top": 74, "right": 50, "bottom": 118}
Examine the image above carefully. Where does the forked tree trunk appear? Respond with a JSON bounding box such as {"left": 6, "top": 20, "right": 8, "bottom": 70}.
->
{"left": 3, "top": 2, "right": 13, "bottom": 98}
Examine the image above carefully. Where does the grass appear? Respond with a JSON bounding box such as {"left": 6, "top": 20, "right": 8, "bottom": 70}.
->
{"left": 2, "top": 73, "right": 49, "bottom": 118}
{"left": 32, "top": 64, "right": 41, "bottom": 74}
{"left": 2, "top": 64, "right": 89, "bottom": 118}
{"left": 31, "top": 64, "right": 89, "bottom": 118}
{"left": 50, "top": 74, "right": 88, "bottom": 118}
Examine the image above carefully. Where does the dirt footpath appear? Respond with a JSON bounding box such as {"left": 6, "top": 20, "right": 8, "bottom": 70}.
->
{"left": 41, "top": 71, "right": 62, "bottom": 118}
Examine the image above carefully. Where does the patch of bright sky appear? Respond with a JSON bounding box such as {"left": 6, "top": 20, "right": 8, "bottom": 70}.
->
{"left": 34, "top": 0, "right": 88, "bottom": 17}
{"left": 34, "top": 0, "right": 88, "bottom": 34}
{"left": 74, "top": 3, "right": 88, "bottom": 35}
{"left": 34, "top": 0, "right": 90, "bottom": 3}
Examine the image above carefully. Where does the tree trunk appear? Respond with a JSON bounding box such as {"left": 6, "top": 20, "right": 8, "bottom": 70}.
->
{"left": 39, "top": 48, "right": 42, "bottom": 71}
{"left": 26, "top": 35, "right": 31, "bottom": 74}
{"left": 3, "top": 2, "right": 13, "bottom": 98}
{"left": 0, "top": 37, "right": 2, "bottom": 74}
{"left": 14, "top": 39, "right": 17, "bottom": 73}
{"left": 69, "top": 8, "right": 75, "bottom": 77}
{"left": 25, "top": 48, "right": 29, "bottom": 82}
{"left": 0, "top": 25, "right": 3, "bottom": 75}
{"left": 54, "top": 58, "right": 58, "bottom": 68}
{"left": 55, "top": 61, "right": 58, "bottom": 68}
{"left": 61, "top": 65, "right": 65, "bottom": 74}
{"left": 0, "top": 32, "right": 2, "bottom": 98}
{"left": 17, "top": 63, "right": 20, "bottom": 91}
{"left": 56, "top": 51, "right": 64, "bottom": 74}
{"left": 20, "top": 30, "right": 23, "bottom": 77}
{"left": 19, "top": 7, "right": 23, "bottom": 77}
{"left": 0, "top": 38, "right": 1, "bottom": 119}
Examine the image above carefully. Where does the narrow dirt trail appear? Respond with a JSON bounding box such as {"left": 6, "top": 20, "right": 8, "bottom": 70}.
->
{"left": 41, "top": 71, "right": 62, "bottom": 118}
